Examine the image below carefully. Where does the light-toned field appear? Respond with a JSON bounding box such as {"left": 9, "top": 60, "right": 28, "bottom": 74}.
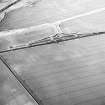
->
{"left": 0, "top": 0, "right": 105, "bottom": 30}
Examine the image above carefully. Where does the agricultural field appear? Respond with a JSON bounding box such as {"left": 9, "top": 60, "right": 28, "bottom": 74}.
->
{"left": 1, "top": 0, "right": 105, "bottom": 105}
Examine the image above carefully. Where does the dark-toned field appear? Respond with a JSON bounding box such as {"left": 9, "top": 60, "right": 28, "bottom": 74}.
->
{"left": 0, "top": 58, "right": 38, "bottom": 105}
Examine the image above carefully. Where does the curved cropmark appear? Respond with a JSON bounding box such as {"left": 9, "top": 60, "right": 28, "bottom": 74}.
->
{"left": 0, "top": 12, "right": 5, "bottom": 22}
